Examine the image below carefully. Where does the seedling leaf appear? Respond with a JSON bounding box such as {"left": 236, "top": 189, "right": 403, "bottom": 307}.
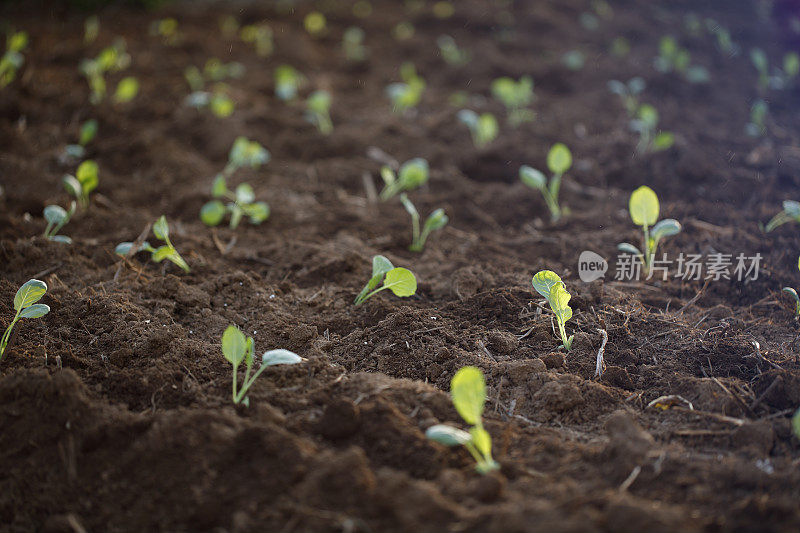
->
{"left": 262, "top": 349, "right": 304, "bottom": 366}
{"left": 222, "top": 325, "right": 247, "bottom": 367}
{"left": 14, "top": 279, "right": 47, "bottom": 311}
{"left": 629, "top": 185, "right": 659, "bottom": 227}
{"left": 519, "top": 166, "right": 546, "bottom": 189}
{"left": 451, "top": 366, "right": 485, "bottom": 426}
{"left": 19, "top": 304, "right": 50, "bottom": 319}
{"left": 384, "top": 267, "right": 417, "bottom": 297}
{"left": 547, "top": 143, "right": 572, "bottom": 175}
{"left": 426, "top": 424, "right": 472, "bottom": 446}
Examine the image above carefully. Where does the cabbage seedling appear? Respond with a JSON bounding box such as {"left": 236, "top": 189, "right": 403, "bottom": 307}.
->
{"left": 354, "top": 255, "right": 417, "bottom": 306}
{"left": 63, "top": 159, "right": 99, "bottom": 209}
{"left": 399, "top": 193, "right": 448, "bottom": 252}
{"left": 630, "top": 104, "right": 674, "bottom": 154}
{"left": 43, "top": 202, "right": 76, "bottom": 243}
{"left": 765, "top": 200, "right": 800, "bottom": 232}
{"left": 458, "top": 110, "right": 498, "bottom": 149}
{"left": 342, "top": 27, "right": 367, "bottom": 62}
{"left": 654, "top": 36, "right": 710, "bottom": 84}
{"left": 379, "top": 158, "right": 429, "bottom": 201}
{"left": 274, "top": 65, "right": 305, "bottom": 101}
{"left": 562, "top": 50, "right": 585, "bottom": 71}
{"left": 386, "top": 62, "right": 425, "bottom": 113}
{"left": 618, "top": 186, "right": 681, "bottom": 274}
{"left": 607, "top": 77, "right": 645, "bottom": 117}
{"left": 746, "top": 99, "right": 768, "bottom": 137}
{"left": 0, "top": 31, "right": 28, "bottom": 88}
{"left": 426, "top": 366, "right": 499, "bottom": 474}
{"left": 79, "top": 39, "right": 131, "bottom": 105}
{"left": 115, "top": 215, "right": 190, "bottom": 273}
{"left": 200, "top": 175, "right": 269, "bottom": 229}
{"left": 0, "top": 279, "right": 49, "bottom": 363}
{"left": 185, "top": 84, "right": 235, "bottom": 118}
{"left": 149, "top": 18, "right": 179, "bottom": 45}
{"left": 240, "top": 23, "right": 274, "bottom": 57}
{"left": 519, "top": 142, "right": 572, "bottom": 222}
{"left": 225, "top": 136, "right": 270, "bottom": 174}
{"left": 305, "top": 90, "right": 333, "bottom": 135}
{"left": 532, "top": 270, "right": 573, "bottom": 350}
{"left": 304, "top": 11, "right": 327, "bottom": 36}
{"left": 63, "top": 119, "right": 98, "bottom": 160}
{"left": 113, "top": 76, "right": 139, "bottom": 104}
{"left": 491, "top": 76, "right": 535, "bottom": 126}
{"left": 437, "top": 35, "right": 469, "bottom": 66}
{"left": 221, "top": 324, "right": 303, "bottom": 406}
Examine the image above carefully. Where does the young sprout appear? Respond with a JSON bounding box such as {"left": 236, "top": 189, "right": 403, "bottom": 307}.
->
{"left": 63, "top": 119, "right": 98, "bottom": 160}
{"left": 751, "top": 48, "right": 770, "bottom": 92}
{"left": 630, "top": 104, "right": 674, "bottom": 154}
{"left": 618, "top": 186, "right": 681, "bottom": 274}
{"left": 562, "top": 50, "right": 585, "bottom": 71}
{"left": 392, "top": 21, "right": 416, "bottom": 41}
{"left": 200, "top": 176, "right": 270, "bottom": 229}
{"left": 0, "top": 279, "right": 50, "bottom": 363}
{"left": 62, "top": 159, "right": 99, "bottom": 210}
{"left": 0, "top": 30, "right": 28, "bottom": 88}
{"left": 354, "top": 255, "right": 417, "bottom": 306}
{"left": 379, "top": 158, "right": 429, "bottom": 201}
{"left": 221, "top": 324, "right": 303, "bottom": 406}
{"left": 115, "top": 215, "right": 190, "bottom": 273}
{"left": 386, "top": 62, "right": 425, "bottom": 113}
{"left": 225, "top": 136, "right": 270, "bottom": 174}
{"left": 240, "top": 23, "right": 274, "bottom": 57}
{"left": 519, "top": 142, "right": 572, "bottom": 222}
{"left": 113, "top": 76, "right": 139, "bottom": 104}
{"left": 305, "top": 90, "right": 333, "bottom": 135}
{"left": 532, "top": 270, "right": 573, "bottom": 350}
{"left": 782, "top": 257, "right": 800, "bottom": 318}
{"left": 457, "top": 110, "right": 499, "bottom": 149}
{"left": 765, "top": 200, "right": 800, "bottom": 232}
{"left": 274, "top": 65, "right": 305, "bottom": 101}
{"left": 149, "top": 18, "right": 179, "bottom": 45}
{"left": 185, "top": 84, "right": 235, "bottom": 118}
{"left": 79, "top": 39, "right": 131, "bottom": 105}
{"left": 654, "top": 36, "right": 710, "bottom": 83}
{"left": 426, "top": 366, "right": 499, "bottom": 474}
{"left": 43, "top": 202, "right": 76, "bottom": 243}
{"left": 607, "top": 77, "right": 646, "bottom": 117}
{"left": 342, "top": 27, "right": 367, "bottom": 62}
{"left": 399, "top": 194, "right": 448, "bottom": 252}
{"left": 304, "top": 11, "right": 327, "bottom": 36}
{"left": 203, "top": 58, "right": 245, "bottom": 83}
{"left": 84, "top": 16, "right": 99, "bottom": 45}
{"left": 437, "top": 35, "right": 469, "bottom": 66}
{"left": 490, "top": 76, "right": 535, "bottom": 126}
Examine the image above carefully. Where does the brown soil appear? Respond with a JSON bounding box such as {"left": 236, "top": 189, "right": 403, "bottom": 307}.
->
{"left": 2, "top": 0, "right": 800, "bottom": 531}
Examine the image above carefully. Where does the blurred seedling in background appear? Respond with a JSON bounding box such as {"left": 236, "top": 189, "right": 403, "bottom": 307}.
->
{"left": 562, "top": 50, "right": 585, "bottom": 71}
{"left": 354, "top": 255, "right": 417, "bottom": 306}
{"left": 393, "top": 21, "right": 416, "bottom": 41}
{"left": 342, "top": 27, "right": 368, "bottom": 62}
{"left": 630, "top": 104, "right": 674, "bottom": 154}
{"left": 221, "top": 325, "right": 303, "bottom": 407}
{"left": 63, "top": 160, "right": 99, "bottom": 210}
{"left": 0, "top": 279, "right": 50, "bottom": 363}
{"left": 519, "top": 143, "right": 572, "bottom": 222}
{"left": 0, "top": 30, "right": 28, "bottom": 89}
{"left": 610, "top": 36, "right": 631, "bottom": 58}
{"left": 43, "top": 202, "right": 76, "bottom": 244}
{"left": 115, "top": 215, "right": 190, "bottom": 273}
{"left": 240, "top": 23, "right": 274, "bottom": 57}
{"left": 79, "top": 39, "right": 133, "bottom": 105}
{"left": 387, "top": 62, "right": 425, "bottom": 113}
{"left": 84, "top": 15, "right": 99, "bottom": 45}
{"left": 305, "top": 90, "right": 333, "bottom": 135}
{"left": 61, "top": 119, "right": 98, "bottom": 162}
{"left": 379, "top": 158, "right": 429, "bottom": 201}
{"left": 703, "top": 18, "right": 738, "bottom": 57}
{"left": 399, "top": 193, "right": 448, "bottom": 252}
{"left": 274, "top": 65, "right": 306, "bottom": 101}
{"left": 200, "top": 176, "right": 269, "bottom": 229}
{"left": 223, "top": 136, "right": 270, "bottom": 176}
{"left": 149, "top": 18, "right": 180, "bottom": 45}
{"left": 654, "top": 36, "right": 710, "bottom": 84}
{"left": 437, "top": 35, "right": 469, "bottom": 66}
{"left": 113, "top": 76, "right": 138, "bottom": 104}
{"left": 458, "top": 110, "right": 498, "bottom": 148}
{"left": 746, "top": 99, "right": 768, "bottom": 137}
{"left": 607, "top": 77, "right": 645, "bottom": 118}
{"left": 184, "top": 59, "right": 243, "bottom": 118}
{"left": 532, "top": 270, "right": 573, "bottom": 350}
{"left": 304, "top": 11, "right": 327, "bottom": 36}
{"left": 426, "top": 366, "right": 499, "bottom": 474}
{"left": 782, "top": 257, "right": 800, "bottom": 318}
{"left": 491, "top": 76, "right": 535, "bottom": 126}
{"left": 765, "top": 200, "right": 800, "bottom": 232}
{"left": 618, "top": 186, "right": 681, "bottom": 275}
{"left": 750, "top": 48, "right": 799, "bottom": 92}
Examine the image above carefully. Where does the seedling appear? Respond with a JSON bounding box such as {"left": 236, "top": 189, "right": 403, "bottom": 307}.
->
{"left": 562, "top": 50, "right": 585, "bottom": 71}
{"left": 519, "top": 142, "right": 572, "bottom": 222}
{"left": 765, "top": 200, "right": 800, "bottom": 232}
{"left": 304, "top": 12, "right": 327, "bottom": 36}
{"left": 458, "top": 110, "right": 498, "bottom": 149}
{"left": 425, "top": 366, "right": 499, "bottom": 474}
{"left": 0, "top": 30, "right": 28, "bottom": 88}
{"left": 84, "top": 16, "right": 99, "bottom": 45}
{"left": 200, "top": 175, "right": 269, "bottom": 229}
{"left": 149, "top": 18, "right": 179, "bottom": 45}
{"left": 63, "top": 159, "right": 99, "bottom": 209}
{"left": 342, "top": 27, "right": 367, "bottom": 62}
{"left": 750, "top": 49, "right": 799, "bottom": 92}
{"left": 607, "top": 77, "right": 646, "bottom": 117}
{"left": 185, "top": 84, "right": 235, "bottom": 118}
{"left": 115, "top": 215, "right": 190, "bottom": 273}
{"left": 79, "top": 39, "right": 132, "bottom": 105}
{"left": 379, "top": 158, "right": 429, "bottom": 201}
{"left": 224, "top": 136, "right": 270, "bottom": 175}
{"left": 221, "top": 324, "right": 303, "bottom": 406}
{"left": 751, "top": 48, "right": 770, "bottom": 92}
{"left": 782, "top": 256, "right": 800, "bottom": 318}
{"left": 202, "top": 58, "right": 245, "bottom": 83}
{"left": 532, "top": 270, "right": 573, "bottom": 350}
{"left": 399, "top": 193, "right": 448, "bottom": 252}
{"left": 43, "top": 202, "right": 76, "bottom": 243}
{"left": 0, "top": 279, "right": 50, "bottom": 363}
{"left": 393, "top": 21, "right": 415, "bottom": 41}
{"left": 274, "top": 65, "right": 305, "bottom": 101}
{"left": 386, "top": 62, "right": 425, "bottom": 113}
{"left": 437, "top": 35, "right": 469, "bottom": 67}
{"left": 240, "top": 23, "right": 274, "bottom": 57}
{"left": 630, "top": 104, "right": 674, "bottom": 154}
{"left": 618, "top": 186, "right": 681, "bottom": 274}
{"left": 354, "top": 255, "right": 417, "bottom": 306}
{"left": 654, "top": 36, "right": 710, "bottom": 84}
{"left": 62, "top": 119, "right": 98, "bottom": 160}
{"left": 305, "top": 90, "right": 333, "bottom": 135}
{"left": 491, "top": 76, "right": 535, "bottom": 126}
{"left": 113, "top": 76, "right": 139, "bottom": 104}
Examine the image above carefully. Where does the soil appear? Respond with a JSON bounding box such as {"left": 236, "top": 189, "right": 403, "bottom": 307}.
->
{"left": 2, "top": 0, "right": 800, "bottom": 531}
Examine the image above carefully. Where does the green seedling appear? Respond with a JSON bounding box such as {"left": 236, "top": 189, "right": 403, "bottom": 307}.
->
{"left": 491, "top": 76, "right": 535, "bottom": 126}
{"left": 379, "top": 158, "right": 429, "bottom": 201}
{"left": 184, "top": 59, "right": 242, "bottom": 117}
{"left": 607, "top": 77, "right": 646, "bottom": 117}
{"left": 437, "top": 35, "right": 469, "bottom": 66}
{"left": 342, "top": 27, "right": 367, "bottom": 62}
{"left": 782, "top": 256, "right": 800, "bottom": 317}
{"left": 532, "top": 270, "right": 573, "bottom": 350}
{"left": 63, "top": 159, "right": 99, "bottom": 209}
{"left": 84, "top": 15, "right": 99, "bottom": 45}
{"left": 386, "top": 62, "right": 425, "bottom": 113}
{"left": 149, "top": 18, "right": 179, "bottom": 45}
{"left": 62, "top": 119, "right": 98, "bottom": 161}
{"left": 0, "top": 279, "right": 50, "bottom": 363}
{"left": 393, "top": 21, "right": 415, "bottom": 41}
{"left": 746, "top": 99, "right": 768, "bottom": 138}
{"left": 765, "top": 200, "right": 800, "bottom": 232}
{"left": 304, "top": 11, "right": 327, "bottom": 36}
{"left": 225, "top": 136, "right": 270, "bottom": 175}
{"left": 115, "top": 215, "right": 190, "bottom": 273}
{"left": 562, "top": 50, "right": 585, "bottom": 71}
{"left": 354, "top": 255, "right": 417, "bottom": 306}
{"left": 113, "top": 76, "right": 139, "bottom": 104}
{"left": 654, "top": 36, "right": 710, "bottom": 83}
{"left": 221, "top": 324, "right": 303, "bottom": 406}
{"left": 610, "top": 37, "right": 631, "bottom": 58}
{"left": 618, "top": 185, "right": 681, "bottom": 274}
{"left": 630, "top": 104, "right": 674, "bottom": 154}
{"left": 426, "top": 366, "right": 499, "bottom": 474}
{"left": 751, "top": 48, "right": 770, "bottom": 92}
{"left": 519, "top": 142, "right": 572, "bottom": 222}
{"left": 79, "top": 39, "right": 132, "bottom": 104}
{"left": 43, "top": 202, "right": 76, "bottom": 243}
{"left": 186, "top": 84, "right": 235, "bottom": 118}
{"left": 240, "top": 23, "right": 274, "bottom": 57}
{"left": 202, "top": 58, "right": 245, "bottom": 83}
{"left": 399, "top": 194, "right": 448, "bottom": 252}
{"left": 703, "top": 18, "right": 738, "bottom": 56}
{"left": 220, "top": 15, "right": 240, "bottom": 38}
{"left": 750, "top": 48, "right": 799, "bottom": 91}
{"left": 457, "top": 110, "right": 498, "bottom": 148}
{"left": 274, "top": 65, "right": 305, "bottom": 101}
{"left": 200, "top": 176, "right": 269, "bottom": 229}
{"left": 0, "top": 31, "right": 28, "bottom": 89}
{"left": 305, "top": 90, "right": 333, "bottom": 135}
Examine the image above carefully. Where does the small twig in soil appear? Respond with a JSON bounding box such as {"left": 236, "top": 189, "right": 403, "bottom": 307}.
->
{"left": 710, "top": 377, "right": 755, "bottom": 418}
{"left": 594, "top": 328, "right": 608, "bottom": 379}
{"left": 749, "top": 340, "right": 783, "bottom": 371}
{"left": 619, "top": 465, "right": 641, "bottom": 492}
{"left": 676, "top": 279, "right": 710, "bottom": 315}
{"left": 32, "top": 262, "right": 62, "bottom": 279}
{"left": 476, "top": 339, "right": 497, "bottom": 362}
{"left": 749, "top": 375, "right": 782, "bottom": 412}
